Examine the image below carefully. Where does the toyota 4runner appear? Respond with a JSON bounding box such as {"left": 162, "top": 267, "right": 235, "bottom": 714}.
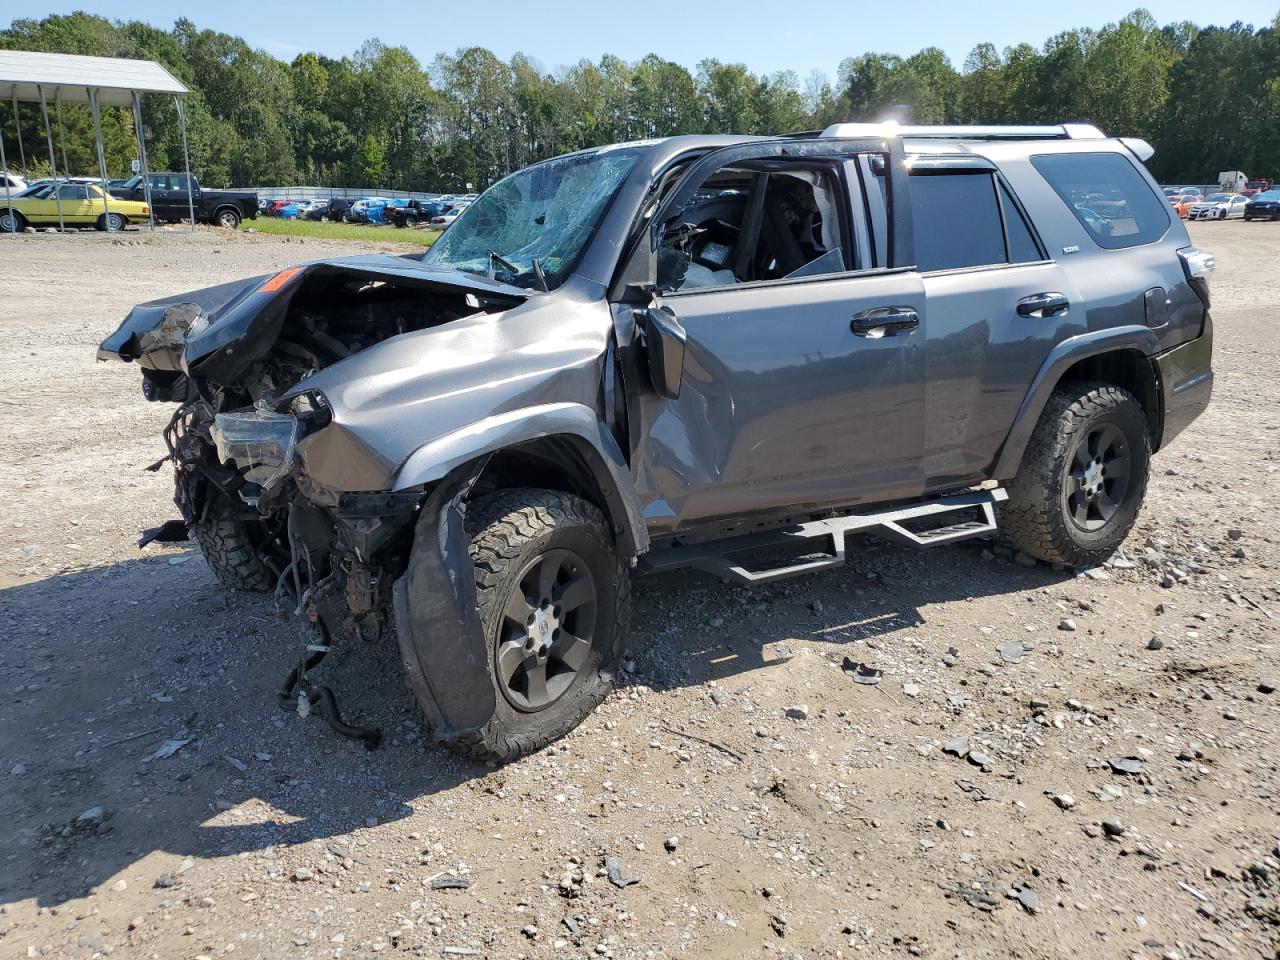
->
{"left": 98, "top": 122, "right": 1215, "bottom": 760}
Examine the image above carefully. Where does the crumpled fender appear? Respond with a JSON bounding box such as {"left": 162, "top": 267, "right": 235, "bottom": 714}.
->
{"left": 394, "top": 401, "right": 649, "bottom": 558}
{"left": 391, "top": 462, "right": 495, "bottom": 740}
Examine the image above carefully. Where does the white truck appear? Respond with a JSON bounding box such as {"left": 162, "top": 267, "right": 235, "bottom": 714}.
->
{"left": 1217, "top": 170, "right": 1247, "bottom": 193}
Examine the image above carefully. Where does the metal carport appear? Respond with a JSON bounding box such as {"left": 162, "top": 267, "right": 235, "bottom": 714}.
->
{"left": 0, "top": 50, "right": 191, "bottom": 233}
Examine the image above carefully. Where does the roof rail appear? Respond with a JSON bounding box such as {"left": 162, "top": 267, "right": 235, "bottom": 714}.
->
{"left": 820, "top": 121, "right": 1107, "bottom": 141}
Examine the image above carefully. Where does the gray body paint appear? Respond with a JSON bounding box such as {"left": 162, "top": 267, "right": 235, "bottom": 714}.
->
{"left": 98, "top": 132, "right": 1214, "bottom": 742}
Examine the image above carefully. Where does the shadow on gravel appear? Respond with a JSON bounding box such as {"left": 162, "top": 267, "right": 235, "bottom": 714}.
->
{"left": 0, "top": 553, "right": 483, "bottom": 909}
{"left": 0, "top": 534, "right": 1065, "bottom": 908}
{"left": 628, "top": 534, "right": 1072, "bottom": 692}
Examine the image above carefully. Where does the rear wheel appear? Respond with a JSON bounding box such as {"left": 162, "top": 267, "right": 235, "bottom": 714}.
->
{"left": 0, "top": 210, "right": 25, "bottom": 232}
{"left": 1003, "top": 382, "right": 1151, "bottom": 567}
{"left": 215, "top": 207, "right": 241, "bottom": 229}
{"left": 441, "top": 488, "right": 630, "bottom": 761}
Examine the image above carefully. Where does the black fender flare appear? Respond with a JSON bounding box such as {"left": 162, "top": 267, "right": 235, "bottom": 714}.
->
{"left": 391, "top": 461, "right": 495, "bottom": 740}
{"left": 393, "top": 401, "right": 648, "bottom": 557}
{"left": 991, "top": 325, "right": 1161, "bottom": 479}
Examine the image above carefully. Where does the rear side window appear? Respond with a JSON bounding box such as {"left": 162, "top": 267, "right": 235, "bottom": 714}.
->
{"left": 909, "top": 171, "right": 1042, "bottom": 272}
{"left": 1031, "top": 152, "right": 1171, "bottom": 249}
{"left": 998, "top": 182, "right": 1041, "bottom": 263}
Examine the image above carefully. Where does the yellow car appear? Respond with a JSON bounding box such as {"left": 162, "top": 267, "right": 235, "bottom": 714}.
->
{"left": 0, "top": 181, "right": 150, "bottom": 232}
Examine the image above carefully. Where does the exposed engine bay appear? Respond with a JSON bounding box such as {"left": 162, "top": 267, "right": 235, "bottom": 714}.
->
{"left": 107, "top": 258, "right": 529, "bottom": 747}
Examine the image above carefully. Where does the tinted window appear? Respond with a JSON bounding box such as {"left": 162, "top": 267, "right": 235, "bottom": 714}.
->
{"left": 910, "top": 171, "right": 1006, "bottom": 272}
{"left": 1032, "top": 152, "right": 1170, "bottom": 249}
{"left": 998, "top": 181, "right": 1042, "bottom": 263}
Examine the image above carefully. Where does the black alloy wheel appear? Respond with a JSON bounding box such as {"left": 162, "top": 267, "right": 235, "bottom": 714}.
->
{"left": 495, "top": 548, "right": 597, "bottom": 712}
{"left": 1065, "top": 422, "right": 1131, "bottom": 533}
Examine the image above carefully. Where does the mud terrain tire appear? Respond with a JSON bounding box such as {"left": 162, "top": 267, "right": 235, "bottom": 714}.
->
{"left": 1003, "top": 381, "right": 1150, "bottom": 567}
{"left": 446, "top": 488, "right": 630, "bottom": 762}
{"left": 192, "top": 500, "right": 277, "bottom": 592}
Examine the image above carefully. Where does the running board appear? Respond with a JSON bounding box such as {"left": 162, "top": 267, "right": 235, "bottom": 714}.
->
{"left": 639, "top": 488, "right": 1007, "bottom": 585}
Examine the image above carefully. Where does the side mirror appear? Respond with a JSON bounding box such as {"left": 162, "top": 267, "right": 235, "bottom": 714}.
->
{"left": 639, "top": 304, "right": 686, "bottom": 400}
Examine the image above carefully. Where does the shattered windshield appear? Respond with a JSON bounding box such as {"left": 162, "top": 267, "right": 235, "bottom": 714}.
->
{"left": 422, "top": 146, "right": 644, "bottom": 289}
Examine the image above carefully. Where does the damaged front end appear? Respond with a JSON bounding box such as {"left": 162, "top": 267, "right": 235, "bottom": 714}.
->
{"left": 100, "top": 256, "right": 543, "bottom": 746}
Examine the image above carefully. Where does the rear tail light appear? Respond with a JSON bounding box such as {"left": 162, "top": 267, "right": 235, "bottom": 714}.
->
{"left": 1179, "top": 247, "right": 1214, "bottom": 310}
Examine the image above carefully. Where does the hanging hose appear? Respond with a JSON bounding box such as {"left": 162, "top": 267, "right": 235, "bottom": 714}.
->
{"left": 274, "top": 516, "right": 382, "bottom": 750}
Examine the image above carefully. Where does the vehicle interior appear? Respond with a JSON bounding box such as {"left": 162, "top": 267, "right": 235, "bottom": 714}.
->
{"left": 657, "top": 160, "right": 849, "bottom": 292}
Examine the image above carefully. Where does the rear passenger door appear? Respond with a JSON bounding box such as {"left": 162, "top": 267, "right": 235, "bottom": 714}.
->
{"left": 627, "top": 139, "right": 929, "bottom": 536}
{"left": 908, "top": 158, "right": 1080, "bottom": 489}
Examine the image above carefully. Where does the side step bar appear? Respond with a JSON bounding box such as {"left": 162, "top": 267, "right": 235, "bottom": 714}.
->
{"left": 639, "top": 488, "right": 1007, "bottom": 586}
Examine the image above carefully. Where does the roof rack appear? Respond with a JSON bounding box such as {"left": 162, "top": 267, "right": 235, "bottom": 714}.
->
{"left": 818, "top": 121, "right": 1154, "bottom": 162}
{"left": 820, "top": 122, "right": 1106, "bottom": 141}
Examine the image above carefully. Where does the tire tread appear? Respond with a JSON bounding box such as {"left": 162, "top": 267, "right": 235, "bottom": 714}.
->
{"left": 1003, "top": 381, "right": 1150, "bottom": 567}
{"left": 442, "top": 488, "right": 630, "bottom": 762}
{"left": 192, "top": 509, "right": 275, "bottom": 592}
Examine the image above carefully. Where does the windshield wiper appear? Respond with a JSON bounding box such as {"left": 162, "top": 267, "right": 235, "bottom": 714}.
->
{"left": 487, "top": 250, "right": 520, "bottom": 281}
{"left": 531, "top": 258, "right": 549, "bottom": 293}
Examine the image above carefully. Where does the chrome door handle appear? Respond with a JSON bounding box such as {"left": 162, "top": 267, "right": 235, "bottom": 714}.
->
{"left": 1017, "top": 292, "right": 1070, "bottom": 318}
{"left": 851, "top": 306, "right": 919, "bottom": 338}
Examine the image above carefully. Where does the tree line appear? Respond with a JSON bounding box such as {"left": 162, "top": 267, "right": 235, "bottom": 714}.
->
{"left": 2, "top": 10, "right": 1277, "bottom": 190}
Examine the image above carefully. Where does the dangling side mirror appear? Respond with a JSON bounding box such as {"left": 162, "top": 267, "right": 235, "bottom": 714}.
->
{"left": 639, "top": 304, "right": 686, "bottom": 400}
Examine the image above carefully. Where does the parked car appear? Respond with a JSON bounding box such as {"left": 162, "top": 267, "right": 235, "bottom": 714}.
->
{"left": 392, "top": 198, "right": 441, "bottom": 228}
{"left": 1, "top": 181, "right": 148, "bottom": 231}
{"left": 429, "top": 200, "right": 470, "bottom": 227}
{"left": 301, "top": 198, "right": 351, "bottom": 222}
{"left": 1, "top": 170, "right": 27, "bottom": 194}
{"left": 265, "top": 200, "right": 295, "bottom": 217}
{"left": 109, "top": 173, "right": 258, "bottom": 228}
{"left": 99, "top": 123, "right": 1213, "bottom": 761}
{"left": 1243, "top": 190, "right": 1280, "bottom": 220}
{"left": 19, "top": 175, "right": 104, "bottom": 194}
{"left": 1187, "top": 193, "right": 1250, "bottom": 220}
{"left": 1169, "top": 192, "right": 1200, "bottom": 219}
{"left": 347, "top": 198, "right": 374, "bottom": 223}
{"left": 1243, "top": 179, "right": 1273, "bottom": 197}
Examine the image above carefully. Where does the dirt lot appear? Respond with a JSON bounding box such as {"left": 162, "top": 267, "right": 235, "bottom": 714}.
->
{"left": 0, "top": 222, "right": 1276, "bottom": 960}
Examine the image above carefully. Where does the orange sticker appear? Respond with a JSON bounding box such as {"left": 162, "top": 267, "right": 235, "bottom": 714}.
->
{"left": 259, "top": 266, "right": 304, "bottom": 293}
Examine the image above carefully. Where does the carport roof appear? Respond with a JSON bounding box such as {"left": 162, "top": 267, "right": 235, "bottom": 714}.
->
{"left": 0, "top": 50, "right": 187, "bottom": 107}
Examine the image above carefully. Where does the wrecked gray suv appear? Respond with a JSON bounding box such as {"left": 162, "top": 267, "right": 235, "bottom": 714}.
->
{"left": 99, "top": 123, "right": 1214, "bottom": 759}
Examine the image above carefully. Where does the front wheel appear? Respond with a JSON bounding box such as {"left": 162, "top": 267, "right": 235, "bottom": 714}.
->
{"left": 191, "top": 497, "right": 280, "bottom": 592}
{"left": 441, "top": 488, "right": 630, "bottom": 761}
{"left": 1003, "top": 382, "right": 1151, "bottom": 567}
{"left": 99, "top": 212, "right": 127, "bottom": 231}
{"left": 215, "top": 207, "right": 241, "bottom": 229}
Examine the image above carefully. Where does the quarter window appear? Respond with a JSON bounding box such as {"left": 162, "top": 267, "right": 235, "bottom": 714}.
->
{"left": 1031, "top": 152, "right": 1171, "bottom": 249}
{"left": 909, "top": 171, "right": 1041, "bottom": 272}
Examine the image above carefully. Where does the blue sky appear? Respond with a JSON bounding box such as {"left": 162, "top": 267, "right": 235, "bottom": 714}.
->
{"left": 15, "top": 1, "right": 1280, "bottom": 78}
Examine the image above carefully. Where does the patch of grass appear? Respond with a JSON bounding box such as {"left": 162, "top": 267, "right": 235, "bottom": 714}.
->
{"left": 241, "top": 216, "right": 440, "bottom": 247}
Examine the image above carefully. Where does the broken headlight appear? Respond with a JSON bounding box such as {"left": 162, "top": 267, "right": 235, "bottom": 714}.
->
{"left": 286, "top": 390, "right": 332, "bottom": 439}
{"left": 210, "top": 404, "right": 299, "bottom": 501}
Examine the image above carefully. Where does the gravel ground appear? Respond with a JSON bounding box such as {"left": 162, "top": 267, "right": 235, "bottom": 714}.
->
{"left": 0, "top": 222, "right": 1276, "bottom": 960}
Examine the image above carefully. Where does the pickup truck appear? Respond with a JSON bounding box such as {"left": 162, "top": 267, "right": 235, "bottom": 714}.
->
{"left": 109, "top": 173, "right": 258, "bottom": 228}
